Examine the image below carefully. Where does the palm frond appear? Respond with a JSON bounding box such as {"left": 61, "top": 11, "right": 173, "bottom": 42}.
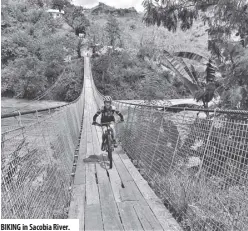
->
{"left": 190, "top": 64, "right": 200, "bottom": 84}
{"left": 206, "top": 59, "right": 215, "bottom": 82}
{"left": 179, "top": 58, "right": 198, "bottom": 85}
{"left": 174, "top": 51, "right": 208, "bottom": 64}
{"left": 160, "top": 50, "right": 200, "bottom": 94}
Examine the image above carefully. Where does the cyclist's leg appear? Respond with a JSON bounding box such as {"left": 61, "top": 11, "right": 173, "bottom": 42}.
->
{"left": 110, "top": 123, "right": 117, "bottom": 147}
{"left": 102, "top": 126, "right": 108, "bottom": 137}
{"left": 110, "top": 123, "right": 115, "bottom": 139}
{"left": 101, "top": 126, "right": 107, "bottom": 150}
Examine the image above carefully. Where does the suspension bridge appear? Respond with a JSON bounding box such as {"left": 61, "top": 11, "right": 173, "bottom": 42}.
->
{"left": 1, "top": 56, "right": 248, "bottom": 231}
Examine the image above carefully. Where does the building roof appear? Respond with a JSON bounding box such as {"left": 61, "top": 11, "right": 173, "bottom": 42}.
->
{"left": 47, "top": 9, "right": 65, "bottom": 14}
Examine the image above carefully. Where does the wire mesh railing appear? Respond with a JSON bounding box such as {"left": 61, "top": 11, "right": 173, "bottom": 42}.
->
{"left": 1, "top": 59, "right": 86, "bottom": 219}
{"left": 112, "top": 101, "right": 248, "bottom": 231}
{"left": 3, "top": 53, "right": 247, "bottom": 230}
{"left": 83, "top": 57, "right": 248, "bottom": 230}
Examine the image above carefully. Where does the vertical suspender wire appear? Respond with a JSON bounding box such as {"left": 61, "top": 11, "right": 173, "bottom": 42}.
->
{"left": 133, "top": 105, "right": 143, "bottom": 162}
{"left": 128, "top": 105, "right": 137, "bottom": 158}
{"left": 18, "top": 111, "right": 22, "bottom": 127}
{"left": 197, "top": 108, "right": 217, "bottom": 178}
{"left": 148, "top": 108, "right": 164, "bottom": 176}
{"left": 168, "top": 108, "right": 187, "bottom": 174}
{"left": 123, "top": 105, "right": 131, "bottom": 149}
{"left": 138, "top": 107, "right": 154, "bottom": 167}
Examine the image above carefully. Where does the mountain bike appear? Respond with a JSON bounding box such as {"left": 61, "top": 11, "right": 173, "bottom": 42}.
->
{"left": 93, "top": 121, "right": 121, "bottom": 169}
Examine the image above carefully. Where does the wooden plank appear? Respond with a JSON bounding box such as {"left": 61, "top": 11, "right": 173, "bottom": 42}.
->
{"left": 68, "top": 184, "right": 85, "bottom": 231}
{"left": 96, "top": 129, "right": 102, "bottom": 143}
{"left": 91, "top": 124, "right": 110, "bottom": 184}
{"left": 107, "top": 164, "right": 122, "bottom": 203}
{"left": 113, "top": 153, "right": 133, "bottom": 182}
{"left": 96, "top": 163, "right": 110, "bottom": 184}
{"left": 132, "top": 205, "right": 154, "bottom": 231}
{"left": 134, "top": 204, "right": 163, "bottom": 231}
{"left": 91, "top": 115, "right": 123, "bottom": 203}
{"left": 91, "top": 126, "right": 101, "bottom": 155}
{"left": 85, "top": 204, "right": 103, "bottom": 230}
{"left": 83, "top": 57, "right": 182, "bottom": 230}
{"left": 85, "top": 164, "right": 99, "bottom": 205}
{"left": 120, "top": 181, "right": 138, "bottom": 202}
{"left": 145, "top": 199, "right": 182, "bottom": 231}
{"left": 74, "top": 127, "right": 87, "bottom": 185}
{"left": 117, "top": 149, "right": 183, "bottom": 231}
{"left": 117, "top": 202, "right": 144, "bottom": 231}
{"left": 135, "top": 180, "right": 160, "bottom": 201}
{"left": 117, "top": 150, "right": 146, "bottom": 183}
{"left": 120, "top": 181, "right": 147, "bottom": 206}
{"left": 74, "top": 161, "right": 86, "bottom": 185}
{"left": 98, "top": 183, "right": 124, "bottom": 231}
{"left": 85, "top": 119, "right": 96, "bottom": 162}
{"left": 87, "top": 94, "right": 124, "bottom": 230}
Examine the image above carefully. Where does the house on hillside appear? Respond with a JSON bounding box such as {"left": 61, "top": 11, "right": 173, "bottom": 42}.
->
{"left": 47, "top": 9, "right": 65, "bottom": 19}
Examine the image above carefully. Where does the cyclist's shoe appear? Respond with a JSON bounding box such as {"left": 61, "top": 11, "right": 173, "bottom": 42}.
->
{"left": 113, "top": 139, "right": 117, "bottom": 148}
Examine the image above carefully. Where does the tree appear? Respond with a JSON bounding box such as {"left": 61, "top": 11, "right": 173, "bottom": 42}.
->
{"left": 87, "top": 22, "right": 105, "bottom": 46}
{"left": 64, "top": 6, "right": 90, "bottom": 36}
{"left": 143, "top": 0, "right": 248, "bottom": 44}
{"left": 105, "top": 15, "right": 121, "bottom": 47}
{"left": 142, "top": 0, "right": 248, "bottom": 109}
{"left": 1, "top": 2, "right": 79, "bottom": 100}
{"left": 1, "top": 39, "right": 19, "bottom": 66}
{"left": 52, "top": 0, "right": 66, "bottom": 12}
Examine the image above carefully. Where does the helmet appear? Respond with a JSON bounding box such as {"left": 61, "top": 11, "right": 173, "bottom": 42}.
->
{"left": 103, "top": 95, "right": 112, "bottom": 103}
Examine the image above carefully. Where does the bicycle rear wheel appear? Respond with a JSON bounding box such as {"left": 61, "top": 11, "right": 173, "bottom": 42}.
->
{"left": 107, "top": 134, "right": 113, "bottom": 169}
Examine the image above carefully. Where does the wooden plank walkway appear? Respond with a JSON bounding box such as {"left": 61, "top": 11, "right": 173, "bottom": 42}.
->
{"left": 68, "top": 57, "right": 182, "bottom": 231}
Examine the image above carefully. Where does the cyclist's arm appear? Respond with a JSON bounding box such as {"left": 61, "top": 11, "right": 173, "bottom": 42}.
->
{"left": 93, "top": 108, "right": 102, "bottom": 122}
{"left": 115, "top": 110, "right": 124, "bottom": 121}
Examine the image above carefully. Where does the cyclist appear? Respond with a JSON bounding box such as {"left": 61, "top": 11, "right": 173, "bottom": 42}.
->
{"left": 92, "top": 96, "right": 124, "bottom": 150}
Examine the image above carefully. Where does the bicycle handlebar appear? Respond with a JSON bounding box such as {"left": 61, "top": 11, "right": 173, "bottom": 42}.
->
{"left": 93, "top": 121, "right": 123, "bottom": 127}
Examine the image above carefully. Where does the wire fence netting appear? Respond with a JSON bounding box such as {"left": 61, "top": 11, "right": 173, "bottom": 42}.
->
{"left": 89, "top": 55, "right": 248, "bottom": 230}
{"left": 1, "top": 60, "right": 86, "bottom": 219}
{"left": 113, "top": 102, "right": 248, "bottom": 231}
{"left": 2, "top": 55, "right": 248, "bottom": 231}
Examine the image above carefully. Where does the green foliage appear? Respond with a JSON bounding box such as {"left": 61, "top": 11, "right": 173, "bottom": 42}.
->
{"left": 91, "top": 50, "right": 189, "bottom": 100}
{"left": 52, "top": 0, "right": 66, "bottom": 12}
{"left": 137, "top": 46, "right": 154, "bottom": 60}
{"left": 1, "top": 39, "right": 19, "bottom": 65}
{"left": 2, "top": 56, "right": 47, "bottom": 99}
{"left": 142, "top": 0, "right": 248, "bottom": 110}
{"left": 105, "top": 15, "right": 121, "bottom": 47}
{"left": 1, "top": 1, "right": 84, "bottom": 101}
{"left": 143, "top": 0, "right": 248, "bottom": 42}
{"left": 44, "top": 62, "right": 63, "bottom": 83}
{"left": 64, "top": 5, "right": 90, "bottom": 35}
{"left": 51, "top": 59, "right": 84, "bottom": 102}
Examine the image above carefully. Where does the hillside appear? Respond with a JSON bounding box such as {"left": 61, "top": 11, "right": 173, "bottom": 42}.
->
{"left": 84, "top": 3, "right": 209, "bottom": 102}
{"left": 89, "top": 2, "right": 138, "bottom": 17}
{"left": 85, "top": 3, "right": 208, "bottom": 56}
{"left": 1, "top": 0, "right": 84, "bottom": 102}
{"left": 1, "top": 1, "right": 209, "bottom": 106}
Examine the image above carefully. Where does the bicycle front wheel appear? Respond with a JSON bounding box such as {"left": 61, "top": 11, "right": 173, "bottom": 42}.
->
{"left": 107, "top": 134, "right": 113, "bottom": 169}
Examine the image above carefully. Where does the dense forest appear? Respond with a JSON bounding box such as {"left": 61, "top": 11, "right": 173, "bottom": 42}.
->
{"left": 1, "top": 0, "right": 85, "bottom": 101}
{"left": 1, "top": 0, "right": 248, "bottom": 110}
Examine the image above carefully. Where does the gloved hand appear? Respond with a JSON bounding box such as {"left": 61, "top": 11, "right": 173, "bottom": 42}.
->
{"left": 92, "top": 121, "right": 97, "bottom": 125}
{"left": 121, "top": 119, "right": 124, "bottom": 122}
